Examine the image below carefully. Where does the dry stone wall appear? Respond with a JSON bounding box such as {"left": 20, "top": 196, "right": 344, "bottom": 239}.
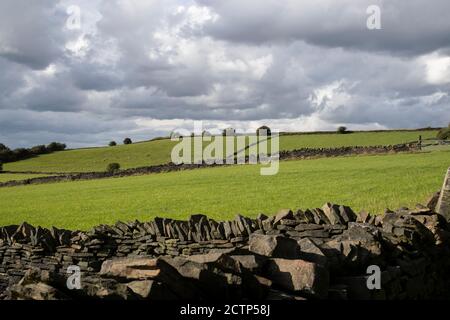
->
{"left": 1, "top": 166, "right": 447, "bottom": 300}
{"left": 1, "top": 191, "right": 450, "bottom": 300}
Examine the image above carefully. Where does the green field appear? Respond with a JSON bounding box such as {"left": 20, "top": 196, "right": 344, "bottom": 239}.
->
{"left": 0, "top": 173, "right": 50, "bottom": 183}
{"left": 280, "top": 130, "right": 436, "bottom": 150}
{"left": 0, "top": 150, "right": 448, "bottom": 230}
{"left": 3, "top": 139, "right": 176, "bottom": 174}
{"left": 3, "top": 130, "right": 436, "bottom": 173}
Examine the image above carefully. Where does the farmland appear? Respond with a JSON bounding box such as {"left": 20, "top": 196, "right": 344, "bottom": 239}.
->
{"left": 0, "top": 150, "right": 448, "bottom": 230}
{"left": 3, "top": 130, "right": 437, "bottom": 174}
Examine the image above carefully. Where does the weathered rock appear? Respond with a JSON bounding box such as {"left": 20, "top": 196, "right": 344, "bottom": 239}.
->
{"left": 100, "top": 257, "right": 202, "bottom": 299}
{"left": 436, "top": 168, "right": 450, "bottom": 221}
{"left": 297, "top": 238, "right": 328, "bottom": 266}
{"left": 426, "top": 191, "right": 440, "bottom": 210}
{"left": 249, "top": 234, "right": 299, "bottom": 258}
{"left": 288, "top": 229, "right": 330, "bottom": 239}
{"left": 230, "top": 255, "right": 265, "bottom": 273}
{"left": 311, "top": 208, "right": 331, "bottom": 225}
{"left": 163, "top": 254, "right": 267, "bottom": 299}
{"left": 294, "top": 223, "right": 323, "bottom": 232}
{"left": 322, "top": 223, "right": 382, "bottom": 272}
{"left": 339, "top": 205, "right": 357, "bottom": 223}
{"left": 125, "top": 280, "right": 173, "bottom": 299}
{"left": 100, "top": 257, "right": 161, "bottom": 279}
{"left": 322, "top": 203, "right": 345, "bottom": 225}
{"left": 264, "top": 258, "right": 329, "bottom": 298}
{"left": 356, "top": 211, "right": 371, "bottom": 223}
{"left": 7, "top": 282, "right": 69, "bottom": 300}
{"left": 262, "top": 216, "right": 274, "bottom": 232}
{"left": 295, "top": 209, "right": 316, "bottom": 224}
{"left": 273, "top": 209, "right": 294, "bottom": 226}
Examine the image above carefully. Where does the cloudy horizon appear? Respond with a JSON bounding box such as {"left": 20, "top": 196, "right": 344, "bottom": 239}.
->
{"left": 1, "top": 0, "right": 450, "bottom": 148}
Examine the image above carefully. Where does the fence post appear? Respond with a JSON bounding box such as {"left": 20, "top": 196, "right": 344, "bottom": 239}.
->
{"left": 418, "top": 135, "right": 422, "bottom": 150}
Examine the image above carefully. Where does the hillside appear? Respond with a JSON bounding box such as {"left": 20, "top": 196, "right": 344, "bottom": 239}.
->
{"left": 3, "top": 130, "right": 436, "bottom": 173}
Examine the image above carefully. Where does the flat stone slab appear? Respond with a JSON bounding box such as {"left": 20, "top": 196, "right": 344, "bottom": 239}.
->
{"left": 436, "top": 167, "right": 450, "bottom": 221}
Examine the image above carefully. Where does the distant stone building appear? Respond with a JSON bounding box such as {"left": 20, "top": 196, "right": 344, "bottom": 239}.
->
{"left": 257, "top": 126, "right": 271, "bottom": 136}
{"left": 223, "top": 128, "right": 236, "bottom": 136}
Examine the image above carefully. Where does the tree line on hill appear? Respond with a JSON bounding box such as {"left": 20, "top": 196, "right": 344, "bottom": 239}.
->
{"left": 0, "top": 142, "right": 66, "bottom": 167}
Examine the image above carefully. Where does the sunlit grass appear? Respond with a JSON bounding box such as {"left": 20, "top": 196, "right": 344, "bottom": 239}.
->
{"left": 0, "top": 150, "right": 448, "bottom": 230}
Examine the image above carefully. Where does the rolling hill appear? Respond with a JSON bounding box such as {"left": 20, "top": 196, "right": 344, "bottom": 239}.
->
{"left": 3, "top": 130, "right": 436, "bottom": 173}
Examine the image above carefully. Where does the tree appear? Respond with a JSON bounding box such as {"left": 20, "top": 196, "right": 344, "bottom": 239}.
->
{"left": 337, "top": 126, "right": 347, "bottom": 134}
{"left": 0, "top": 149, "right": 13, "bottom": 163}
{"left": 257, "top": 126, "right": 271, "bottom": 136}
{"left": 47, "top": 142, "right": 66, "bottom": 152}
{"left": 106, "top": 163, "right": 121, "bottom": 173}
{"left": 0, "top": 143, "right": 8, "bottom": 151}
{"left": 30, "top": 145, "right": 48, "bottom": 155}
{"left": 13, "top": 148, "right": 31, "bottom": 160}
{"left": 109, "top": 141, "right": 117, "bottom": 147}
{"left": 123, "top": 138, "right": 132, "bottom": 145}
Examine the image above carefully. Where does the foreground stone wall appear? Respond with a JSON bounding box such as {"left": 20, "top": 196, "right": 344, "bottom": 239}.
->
{"left": 436, "top": 168, "right": 450, "bottom": 221}
{"left": 1, "top": 189, "right": 450, "bottom": 300}
{"left": 0, "top": 143, "right": 417, "bottom": 188}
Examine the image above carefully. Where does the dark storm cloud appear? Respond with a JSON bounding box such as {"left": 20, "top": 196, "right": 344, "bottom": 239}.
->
{"left": 198, "top": 0, "right": 450, "bottom": 56}
{"left": 0, "top": 0, "right": 68, "bottom": 70}
{"left": 0, "top": 0, "right": 449, "bottom": 148}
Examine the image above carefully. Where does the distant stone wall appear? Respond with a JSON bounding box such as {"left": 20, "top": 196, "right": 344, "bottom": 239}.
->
{"left": 0, "top": 143, "right": 418, "bottom": 188}
{"left": 279, "top": 143, "right": 416, "bottom": 160}
{"left": 1, "top": 194, "right": 450, "bottom": 300}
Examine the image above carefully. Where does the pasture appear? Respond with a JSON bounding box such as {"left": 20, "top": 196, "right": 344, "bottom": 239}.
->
{"left": 0, "top": 150, "right": 448, "bottom": 230}
{"left": 3, "top": 130, "right": 436, "bottom": 174}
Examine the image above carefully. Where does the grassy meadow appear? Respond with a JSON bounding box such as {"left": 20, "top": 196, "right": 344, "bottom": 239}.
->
{"left": 0, "top": 150, "right": 448, "bottom": 230}
{"left": 3, "top": 130, "right": 436, "bottom": 174}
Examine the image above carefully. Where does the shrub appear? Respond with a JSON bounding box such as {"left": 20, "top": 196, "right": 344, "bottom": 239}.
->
{"left": 109, "top": 141, "right": 117, "bottom": 147}
{"left": 337, "top": 126, "right": 347, "bottom": 134}
{"left": 0, "top": 162, "right": 3, "bottom": 172}
{"left": 123, "top": 138, "right": 132, "bottom": 145}
{"left": 106, "top": 163, "right": 121, "bottom": 173}
{"left": 437, "top": 127, "right": 450, "bottom": 140}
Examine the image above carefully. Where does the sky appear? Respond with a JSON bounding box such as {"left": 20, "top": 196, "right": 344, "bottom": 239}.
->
{"left": 0, "top": 0, "right": 450, "bottom": 148}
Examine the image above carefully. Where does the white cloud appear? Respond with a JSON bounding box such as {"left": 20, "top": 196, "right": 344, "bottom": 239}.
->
{"left": 422, "top": 53, "right": 450, "bottom": 84}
